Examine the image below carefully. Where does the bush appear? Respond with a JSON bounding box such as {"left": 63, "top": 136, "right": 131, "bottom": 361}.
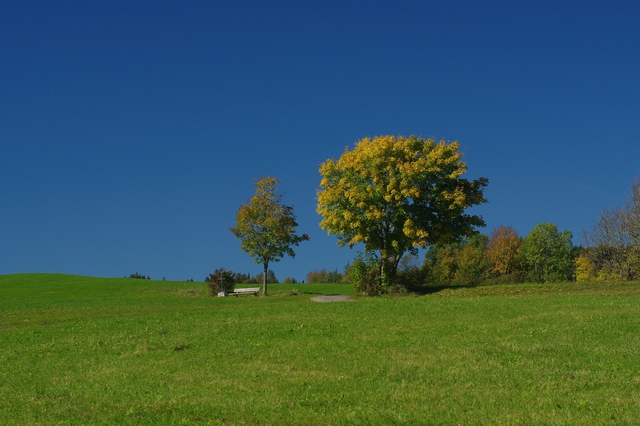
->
{"left": 397, "top": 266, "right": 428, "bottom": 293}
{"left": 519, "top": 223, "right": 576, "bottom": 282}
{"left": 205, "top": 268, "right": 236, "bottom": 296}
{"left": 349, "top": 252, "right": 383, "bottom": 296}
{"left": 129, "top": 272, "right": 150, "bottom": 280}
{"left": 306, "top": 269, "right": 343, "bottom": 284}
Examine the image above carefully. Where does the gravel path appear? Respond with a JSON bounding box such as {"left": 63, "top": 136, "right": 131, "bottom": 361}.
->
{"left": 310, "top": 295, "right": 351, "bottom": 303}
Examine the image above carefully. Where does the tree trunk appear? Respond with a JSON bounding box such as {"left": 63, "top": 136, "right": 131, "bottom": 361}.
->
{"left": 262, "top": 261, "right": 269, "bottom": 296}
{"left": 379, "top": 249, "right": 402, "bottom": 286}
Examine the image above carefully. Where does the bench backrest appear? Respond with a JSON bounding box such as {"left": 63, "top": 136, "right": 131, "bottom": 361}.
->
{"left": 234, "top": 287, "right": 260, "bottom": 293}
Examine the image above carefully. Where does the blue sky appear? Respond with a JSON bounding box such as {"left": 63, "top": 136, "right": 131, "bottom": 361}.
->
{"left": 2, "top": 1, "right": 639, "bottom": 282}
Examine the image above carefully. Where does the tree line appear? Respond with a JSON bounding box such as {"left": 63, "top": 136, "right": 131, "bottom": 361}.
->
{"left": 227, "top": 134, "right": 639, "bottom": 296}
{"left": 399, "top": 223, "right": 577, "bottom": 290}
{"left": 578, "top": 179, "right": 640, "bottom": 281}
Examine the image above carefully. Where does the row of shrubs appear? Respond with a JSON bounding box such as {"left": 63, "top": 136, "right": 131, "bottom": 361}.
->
{"left": 300, "top": 222, "right": 581, "bottom": 296}
{"left": 204, "top": 221, "right": 582, "bottom": 297}
{"left": 349, "top": 226, "right": 639, "bottom": 296}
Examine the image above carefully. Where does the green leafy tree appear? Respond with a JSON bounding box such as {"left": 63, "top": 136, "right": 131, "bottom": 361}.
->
{"left": 453, "top": 234, "right": 490, "bottom": 286}
{"left": 425, "top": 243, "right": 459, "bottom": 285}
{"left": 230, "top": 177, "right": 309, "bottom": 295}
{"left": 325, "top": 269, "right": 343, "bottom": 283}
{"left": 519, "top": 223, "right": 576, "bottom": 282}
{"left": 317, "top": 135, "right": 488, "bottom": 289}
{"left": 424, "top": 234, "right": 490, "bottom": 287}
{"left": 306, "top": 268, "right": 343, "bottom": 283}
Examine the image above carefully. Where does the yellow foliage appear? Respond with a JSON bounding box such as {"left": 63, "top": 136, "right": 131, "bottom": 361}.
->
{"left": 317, "top": 135, "right": 488, "bottom": 270}
{"left": 575, "top": 254, "right": 597, "bottom": 282}
{"left": 575, "top": 253, "right": 621, "bottom": 282}
{"left": 230, "top": 177, "right": 309, "bottom": 277}
{"left": 486, "top": 225, "right": 522, "bottom": 276}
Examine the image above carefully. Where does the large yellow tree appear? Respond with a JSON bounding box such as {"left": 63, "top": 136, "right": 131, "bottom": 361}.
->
{"left": 317, "top": 135, "right": 488, "bottom": 283}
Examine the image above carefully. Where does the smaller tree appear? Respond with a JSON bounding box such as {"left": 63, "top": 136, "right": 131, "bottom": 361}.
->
{"left": 348, "top": 251, "right": 383, "bottom": 296}
{"left": 205, "top": 268, "right": 236, "bottom": 296}
{"left": 425, "top": 244, "right": 459, "bottom": 285}
{"left": 325, "top": 269, "right": 343, "bottom": 283}
{"left": 582, "top": 179, "right": 640, "bottom": 280}
{"left": 575, "top": 252, "right": 599, "bottom": 282}
{"left": 230, "top": 177, "right": 309, "bottom": 296}
{"left": 306, "top": 268, "right": 343, "bottom": 283}
{"left": 519, "top": 223, "right": 576, "bottom": 283}
{"left": 424, "top": 234, "right": 490, "bottom": 287}
{"left": 486, "top": 225, "right": 524, "bottom": 283}
{"left": 306, "top": 269, "right": 328, "bottom": 284}
{"left": 453, "top": 234, "right": 490, "bottom": 286}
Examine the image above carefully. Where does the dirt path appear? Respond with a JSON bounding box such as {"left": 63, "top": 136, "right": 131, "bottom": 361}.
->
{"left": 310, "top": 295, "right": 351, "bottom": 303}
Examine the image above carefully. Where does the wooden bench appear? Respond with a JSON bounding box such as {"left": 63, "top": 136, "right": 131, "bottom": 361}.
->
{"left": 230, "top": 287, "right": 260, "bottom": 297}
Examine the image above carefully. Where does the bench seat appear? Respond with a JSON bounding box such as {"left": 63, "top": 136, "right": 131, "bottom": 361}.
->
{"left": 231, "top": 287, "right": 260, "bottom": 296}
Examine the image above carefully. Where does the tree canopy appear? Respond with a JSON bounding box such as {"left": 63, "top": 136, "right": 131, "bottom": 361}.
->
{"left": 519, "top": 223, "right": 576, "bottom": 283}
{"left": 580, "top": 178, "right": 640, "bottom": 280}
{"left": 317, "top": 135, "right": 488, "bottom": 284}
{"left": 230, "top": 177, "right": 309, "bottom": 295}
{"left": 486, "top": 225, "right": 522, "bottom": 277}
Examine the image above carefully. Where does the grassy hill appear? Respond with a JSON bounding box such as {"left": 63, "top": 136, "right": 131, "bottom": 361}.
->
{"left": 1, "top": 274, "right": 639, "bottom": 424}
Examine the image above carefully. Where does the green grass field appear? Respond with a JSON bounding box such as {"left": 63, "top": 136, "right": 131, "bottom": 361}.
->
{"left": 1, "top": 274, "right": 640, "bottom": 425}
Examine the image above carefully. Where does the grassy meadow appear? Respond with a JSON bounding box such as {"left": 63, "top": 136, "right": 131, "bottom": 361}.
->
{"left": 1, "top": 274, "right": 640, "bottom": 425}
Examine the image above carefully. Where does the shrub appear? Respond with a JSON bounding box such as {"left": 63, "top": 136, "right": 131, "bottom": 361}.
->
{"left": 306, "top": 269, "right": 327, "bottom": 284}
{"left": 349, "top": 252, "right": 383, "bottom": 296}
{"left": 306, "top": 269, "right": 343, "bottom": 283}
{"left": 575, "top": 254, "right": 597, "bottom": 282}
{"left": 129, "top": 272, "right": 150, "bottom": 280}
{"left": 205, "top": 268, "right": 236, "bottom": 296}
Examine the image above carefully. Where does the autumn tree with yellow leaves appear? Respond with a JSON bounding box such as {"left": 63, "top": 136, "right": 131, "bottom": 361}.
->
{"left": 231, "top": 177, "right": 309, "bottom": 296}
{"left": 486, "top": 225, "right": 523, "bottom": 281}
{"left": 317, "top": 135, "right": 488, "bottom": 289}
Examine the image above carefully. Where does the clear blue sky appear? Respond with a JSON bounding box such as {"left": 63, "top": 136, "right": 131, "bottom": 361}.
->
{"left": 2, "top": 1, "right": 639, "bottom": 282}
